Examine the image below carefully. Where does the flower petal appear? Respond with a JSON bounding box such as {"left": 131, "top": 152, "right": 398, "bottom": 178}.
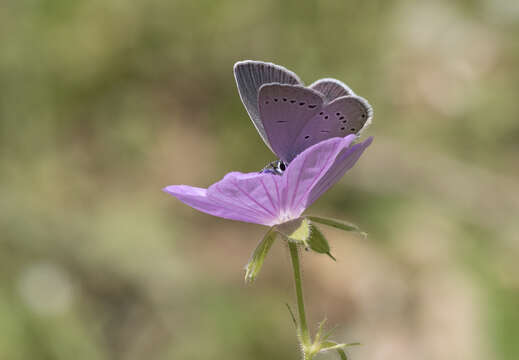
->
{"left": 306, "top": 137, "right": 372, "bottom": 207}
{"left": 164, "top": 136, "right": 372, "bottom": 226}
{"left": 163, "top": 172, "right": 284, "bottom": 225}
{"left": 281, "top": 136, "right": 372, "bottom": 215}
{"left": 281, "top": 135, "right": 354, "bottom": 215}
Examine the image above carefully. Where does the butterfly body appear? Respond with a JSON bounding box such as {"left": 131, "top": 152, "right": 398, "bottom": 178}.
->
{"left": 260, "top": 160, "right": 288, "bottom": 175}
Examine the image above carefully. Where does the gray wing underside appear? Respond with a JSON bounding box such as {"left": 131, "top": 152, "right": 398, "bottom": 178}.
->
{"left": 311, "top": 78, "right": 374, "bottom": 136}
{"left": 259, "top": 83, "right": 372, "bottom": 163}
{"left": 234, "top": 61, "right": 302, "bottom": 151}
{"left": 309, "top": 78, "right": 354, "bottom": 101}
{"left": 290, "top": 95, "right": 372, "bottom": 158}
{"left": 258, "top": 84, "right": 324, "bottom": 163}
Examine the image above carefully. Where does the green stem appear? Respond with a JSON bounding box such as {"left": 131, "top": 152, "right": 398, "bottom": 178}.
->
{"left": 288, "top": 241, "right": 312, "bottom": 358}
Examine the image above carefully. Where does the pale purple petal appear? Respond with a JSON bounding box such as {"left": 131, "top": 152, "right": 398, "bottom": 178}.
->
{"left": 163, "top": 172, "right": 284, "bottom": 225}
{"left": 164, "top": 136, "right": 372, "bottom": 226}
{"left": 281, "top": 136, "right": 372, "bottom": 215}
{"left": 281, "top": 135, "right": 356, "bottom": 216}
{"left": 306, "top": 137, "right": 373, "bottom": 207}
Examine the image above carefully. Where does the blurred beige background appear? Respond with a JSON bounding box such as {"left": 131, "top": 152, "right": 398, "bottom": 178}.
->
{"left": 1, "top": 0, "right": 518, "bottom": 359}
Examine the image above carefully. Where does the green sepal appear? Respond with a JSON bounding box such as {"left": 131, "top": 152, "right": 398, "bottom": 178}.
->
{"left": 276, "top": 217, "right": 310, "bottom": 242}
{"left": 306, "top": 215, "right": 365, "bottom": 236}
{"left": 307, "top": 223, "right": 336, "bottom": 261}
{"left": 244, "top": 227, "right": 277, "bottom": 283}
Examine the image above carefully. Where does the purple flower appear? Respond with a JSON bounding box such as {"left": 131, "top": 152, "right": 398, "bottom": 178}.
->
{"left": 164, "top": 135, "right": 372, "bottom": 227}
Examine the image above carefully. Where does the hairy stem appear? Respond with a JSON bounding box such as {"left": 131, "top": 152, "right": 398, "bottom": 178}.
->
{"left": 288, "top": 241, "right": 313, "bottom": 358}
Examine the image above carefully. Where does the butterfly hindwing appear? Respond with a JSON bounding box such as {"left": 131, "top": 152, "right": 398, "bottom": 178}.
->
{"left": 309, "top": 78, "right": 354, "bottom": 102}
{"left": 259, "top": 84, "right": 372, "bottom": 163}
{"left": 290, "top": 95, "right": 371, "bottom": 158}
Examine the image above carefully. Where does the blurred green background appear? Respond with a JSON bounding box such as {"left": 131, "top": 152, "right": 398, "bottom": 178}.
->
{"left": 1, "top": 0, "right": 518, "bottom": 359}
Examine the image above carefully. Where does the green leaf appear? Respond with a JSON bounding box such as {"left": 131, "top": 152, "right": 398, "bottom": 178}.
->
{"left": 307, "top": 223, "right": 336, "bottom": 260}
{"left": 285, "top": 303, "right": 297, "bottom": 328}
{"left": 321, "top": 341, "right": 361, "bottom": 350}
{"left": 319, "top": 341, "right": 360, "bottom": 359}
{"left": 322, "top": 325, "right": 339, "bottom": 341}
{"left": 321, "top": 341, "right": 336, "bottom": 348}
{"left": 244, "top": 228, "right": 277, "bottom": 283}
{"left": 307, "top": 216, "right": 364, "bottom": 234}
{"left": 314, "top": 317, "right": 327, "bottom": 343}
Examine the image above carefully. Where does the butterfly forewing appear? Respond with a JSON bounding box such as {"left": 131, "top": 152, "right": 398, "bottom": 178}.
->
{"left": 258, "top": 84, "right": 324, "bottom": 163}
{"left": 234, "top": 61, "right": 302, "bottom": 151}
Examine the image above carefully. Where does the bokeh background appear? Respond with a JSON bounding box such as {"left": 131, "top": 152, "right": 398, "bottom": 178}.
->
{"left": 2, "top": 0, "right": 518, "bottom": 359}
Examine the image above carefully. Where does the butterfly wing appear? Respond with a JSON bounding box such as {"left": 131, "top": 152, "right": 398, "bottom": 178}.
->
{"left": 309, "top": 78, "right": 354, "bottom": 101}
{"left": 289, "top": 95, "right": 372, "bottom": 159}
{"left": 234, "top": 61, "right": 302, "bottom": 151}
{"left": 258, "top": 84, "right": 324, "bottom": 163}
{"left": 259, "top": 83, "right": 372, "bottom": 163}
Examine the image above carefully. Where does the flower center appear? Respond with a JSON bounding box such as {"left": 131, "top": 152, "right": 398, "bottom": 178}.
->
{"left": 271, "top": 210, "right": 299, "bottom": 226}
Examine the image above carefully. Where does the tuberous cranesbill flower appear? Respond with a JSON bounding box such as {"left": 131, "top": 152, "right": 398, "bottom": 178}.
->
{"left": 164, "top": 134, "right": 372, "bottom": 280}
{"left": 164, "top": 135, "right": 370, "bottom": 226}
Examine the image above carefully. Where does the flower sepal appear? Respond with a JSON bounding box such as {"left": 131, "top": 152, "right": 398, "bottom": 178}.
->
{"left": 275, "top": 217, "right": 311, "bottom": 243}
{"left": 244, "top": 218, "right": 311, "bottom": 284}
{"left": 275, "top": 217, "right": 335, "bottom": 260}
{"left": 307, "top": 215, "right": 366, "bottom": 237}
{"left": 276, "top": 215, "right": 365, "bottom": 261}
{"left": 244, "top": 215, "right": 365, "bottom": 283}
{"left": 306, "top": 222, "right": 336, "bottom": 261}
{"left": 275, "top": 217, "right": 333, "bottom": 258}
{"left": 244, "top": 228, "right": 278, "bottom": 284}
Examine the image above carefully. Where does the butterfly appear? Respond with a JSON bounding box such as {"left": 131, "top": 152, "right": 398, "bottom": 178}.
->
{"left": 234, "top": 60, "right": 373, "bottom": 173}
